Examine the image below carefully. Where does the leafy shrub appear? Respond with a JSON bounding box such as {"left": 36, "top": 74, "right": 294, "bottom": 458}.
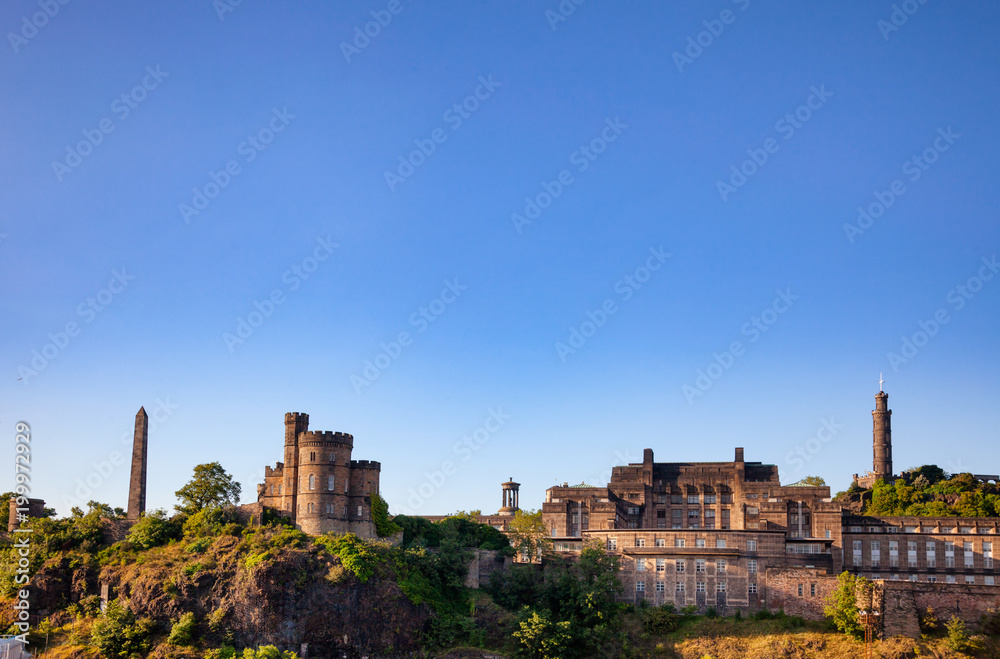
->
{"left": 642, "top": 604, "right": 680, "bottom": 634}
{"left": 512, "top": 611, "right": 573, "bottom": 659}
{"left": 90, "top": 599, "right": 155, "bottom": 658}
{"left": 919, "top": 606, "right": 940, "bottom": 634}
{"left": 78, "top": 594, "right": 102, "bottom": 617}
{"left": 206, "top": 647, "right": 238, "bottom": 659}
{"left": 824, "top": 572, "right": 868, "bottom": 639}
{"left": 705, "top": 607, "right": 718, "bottom": 618}
{"left": 240, "top": 646, "right": 298, "bottom": 658}
{"left": 167, "top": 612, "right": 197, "bottom": 646}
{"left": 186, "top": 537, "right": 214, "bottom": 554}
{"left": 945, "top": 616, "right": 984, "bottom": 654}
{"left": 183, "top": 506, "right": 232, "bottom": 538}
{"left": 127, "top": 509, "right": 181, "bottom": 550}
{"left": 314, "top": 533, "right": 386, "bottom": 582}
{"left": 370, "top": 492, "right": 402, "bottom": 537}
{"left": 207, "top": 608, "right": 228, "bottom": 633}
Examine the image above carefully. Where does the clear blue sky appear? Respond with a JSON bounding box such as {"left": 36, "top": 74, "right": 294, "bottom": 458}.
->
{"left": 3, "top": 1, "right": 998, "bottom": 518}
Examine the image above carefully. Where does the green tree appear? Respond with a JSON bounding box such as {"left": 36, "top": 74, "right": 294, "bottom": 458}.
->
{"left": 167, "top": 611, "right": 197, "bottom": 646}
{"left": 824, "top": 572, "right": 869, "bottom": 639}
{"left": 91, "top": 599, "right": 155, "bottom": 658}
{"left": 175, "top": 462, "right": 241, "bottom": 514}
{"left": 508, "top": 509, "right": 549, "bottom": 563}
{"left": 449, "top": 509, "right": 483, "bottom": 521}
{"left": 513, "top": 611, "right": 573, "bottom": 659}
{"left": 369, "top": 492, "right": 402, "bottom": 537}
{"left": 127, "top": 509, "right": 181, "bottom": 549}
{"left": 800, "top": 476, "right": 827, "bottom": 486}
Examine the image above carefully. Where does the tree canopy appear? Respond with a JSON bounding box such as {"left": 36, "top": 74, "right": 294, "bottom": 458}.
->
{"left": 174, "top": 462, "right": 241, "bottom": 514}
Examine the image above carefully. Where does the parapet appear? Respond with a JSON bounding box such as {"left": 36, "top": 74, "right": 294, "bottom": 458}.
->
{"left": 285, "top": 412, "right": 309, "bottom": 423}
{"left": 351, "top": 460, "right": 381, "bottom": 470}
{"left": 265, "top": 462, "right": 284, "bottom": 478}
{"left": 301, "top": 430, "right": 354, "bottom": 446}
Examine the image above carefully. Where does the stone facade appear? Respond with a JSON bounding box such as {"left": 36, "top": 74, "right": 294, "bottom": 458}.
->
{"left": 257, "top": 412, "right": 381, "bottom": 537}
{"left": 539, "top": 388, "right": 1000, "bottom": 636}
{"left": 7, "top": 497, "right": 46, "bottom": 532}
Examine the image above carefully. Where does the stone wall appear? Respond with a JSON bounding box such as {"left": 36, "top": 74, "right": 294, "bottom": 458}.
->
{"left": 876, "top": 581, "right": 1000, "bottom": 638}
{"left": 764, "top": 567, "right": 839, "bottom": 620}
{"left": 465, "top": 549, "right": 511, "bottom": 589}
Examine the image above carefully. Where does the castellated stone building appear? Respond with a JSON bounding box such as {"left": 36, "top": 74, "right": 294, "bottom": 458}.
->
{"left": 257, "top": 412, "right": 382, "bottom": 537}
{"left": 542, "top": 388, "right": 1000, "bottom": 635}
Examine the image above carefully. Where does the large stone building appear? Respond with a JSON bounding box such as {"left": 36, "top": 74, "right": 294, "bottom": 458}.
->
{"left": 257, "top": 412, "right": 382, "bottom": 537}
{"left": 542, "top": 388, "right": 1000, "bottom": 625}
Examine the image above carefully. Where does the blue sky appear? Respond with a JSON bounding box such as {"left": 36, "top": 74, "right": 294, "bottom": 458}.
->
{"left": 2, "top": 1, "right": 999, "bottom": 518}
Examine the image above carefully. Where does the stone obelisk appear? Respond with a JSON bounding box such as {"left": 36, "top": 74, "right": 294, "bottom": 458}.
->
{"left": 127, "top": 407, "right": 148, "bottom": 520}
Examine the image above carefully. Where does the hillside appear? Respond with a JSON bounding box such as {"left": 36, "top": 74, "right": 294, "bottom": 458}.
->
{"left": 834, "top": 466, "right": 1000, "bottom": 518}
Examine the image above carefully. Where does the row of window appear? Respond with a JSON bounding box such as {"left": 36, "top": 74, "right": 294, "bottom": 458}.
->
{"left": 653, "top": 493, "right": 735, "bottom": 505}
{"left": 634, "top": 558, "right": 758, "bottom": 574}
{"left": 849, "top": 525, "right": 997, "bottom": 534}
{"left": 267, "top": 474, "right": 351, "bottom": 495}
{"left": 609, "top": 538, "right": 758, "bottom": 550}
{"left": 636, "top": 581, "right": 759, "bottom": 595}
{"left": 864, "top": 573, "right": 997, "bottom": 585}
{"left": 851, "top": 540, "right": 994, "bottom": 569}
{"left": 303, "top": 502, "right": 365, "bottom": 517}
{"left": 304, "top": 451, "right": 349, "bottom": 464}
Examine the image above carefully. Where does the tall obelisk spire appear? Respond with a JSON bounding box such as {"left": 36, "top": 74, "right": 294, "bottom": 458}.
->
{"left": 127, "top": 407, "right": 148, "bottom": 520}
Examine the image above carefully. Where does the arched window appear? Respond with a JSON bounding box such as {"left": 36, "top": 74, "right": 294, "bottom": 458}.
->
{"left": 308, "top": 474, "right": 315, "bottom": 490}
{"left": 328, "top": 475, "right": 335, "bottom": 491}
{"left": 307, "top": 502, "right": 313, "bottom": 513}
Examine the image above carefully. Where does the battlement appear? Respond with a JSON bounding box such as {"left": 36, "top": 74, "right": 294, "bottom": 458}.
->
{"left": 351, "top": 459, "right": 381, "bottom": 470}
{"left": 284, "top": 412, "right": 309, "bottom": 423}
{"left": 264, "top": 462, "right": 284, "bottom": 477}
{"left": 301, "top": 430, "right": 354, "bottom": 445}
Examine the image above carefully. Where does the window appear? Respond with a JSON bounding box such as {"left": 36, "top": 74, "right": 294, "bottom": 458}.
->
{"left": 635, "top": 538, "right": 645, "bottom": 547}
{"left": 826, "top": 530, "right": 831, "bottom": 539}
{"left": 987, "top": 576, "right": 996, "bottom": 586}
{"left": 748, "top": 559, "right": 758, "bottom": 574}
{"left": 696, "top": 559, "right": 706, "bottom": 573}
{"left": 308, "top": 474, "right": 315, "bottom": 490}
{"left": 696, "top": 581, "right": 706, "bottom": 593}
{"left": 797, "top": 584, "right": 803, "bottom": 597}
{"left": 675, "top": 538, "right": 686, "bottom": 548}
{"left": 671, "top": 494, "right": 683, "bottom": 504}
{"left": 716, "top": 582, "right": 726, "bottom": 593}
{"left": 927, "top": 541, "right": 937, "bottom": 568}
{"left": 277, "top": 484, "right": 281, "bottom": 494}
{"left": 965, "top": 542, "right": 974, "bottom": 568}
{"left": 688, "top": 494, "right": 699, "bottom": 504}
{"left": 721, "top": 509, "right": 731, "bottom": 529}
{"left": 704, "top": 510, "right": 716, "bottom": 529}
{"left": 748, "top": 583, "right": 758, "bottom": 595}
{"left": 608, "top": 538, "right": 617, "bottom": 550}
{"left": 357, "top": 505, "right": 362, "bottom": 517}
{"left": 328, "top": 475, "right": 335, "bottom": 490}
{"left": 676, "top": 581, "right": 685, "bottom": 592}
{"left": 810, "top": 583, "right": 816, "bottom": 597}
{"left": 985, "top": 542, "right": 993, "bottom": 569}
{"left": 853, "top": 540, "right": 863, "bottom": 567}
{"left": 965, "top": 575, "right": 976, "bottom": 584}
{"left": 747, "top": 540, "right": 757, "bottom": 552}
{"left": 270, "top": 484, "right": 274, "bottom": 495}
{"left": 688, "top": 510, "right": 700, "bottom": 528}
{"left": 747, "top": 507, "right": 759, "bottom": 515}
{"left": 656, "top": 494, "right": 666, "bottom": 504}
{"left": 655, "top": 581, "right": 665, "bottom": 592}
{"left": 655, "top": 538, "right": 665, "bottom": 548}
{"left": 704, "top": 494, "right": 716, "bottom": 504}
{"left": 636, "top": 560, "right": 646, "bottom": 572}
{"left": 722, "top": 493, "right": 732, "bottom": 504}
{"left": 928, "top": 575, "right": 937, "bottom": 583}
{"left": 909, "top": 574, "right": 918, "bottom": 582}
{"left": 717, "top": 559, "right": 727, "bottom": 574}
{"left": 656, "top": 559, "right": 666, "bottom": 573}
{"left": 871, "top": 540, "right": 881, "bottom": 567}
{"left": 696, "top": 538, "right": 706, "bottom": 548}
{"left": 676, "top": 559, "right": 685, "bottom": 573}
{"left": 307, "top": 502, "right": 313, "bottom": 513}
{"left": 946, "top": 575, "right": 957, "bottom": 584}
{"left": 309, "top": 452, "right": 316, "bottom": 462}
{"left": 636, "top": 580, "right": 645, "bottom": 592}
{"left": 716, "top": 538, "right": 726, "bottom": 548}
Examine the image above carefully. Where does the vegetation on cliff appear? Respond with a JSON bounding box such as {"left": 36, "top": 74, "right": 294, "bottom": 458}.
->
{"left": 836, "top": 465, "right": 1000, "bottom": 517}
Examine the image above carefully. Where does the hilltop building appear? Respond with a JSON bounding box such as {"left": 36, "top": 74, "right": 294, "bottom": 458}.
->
{"left": 542, "top": 387, "right": 1000, "bottom": 633}
{"left": 257, "top": 412, "right": 382, "bottom": 537}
